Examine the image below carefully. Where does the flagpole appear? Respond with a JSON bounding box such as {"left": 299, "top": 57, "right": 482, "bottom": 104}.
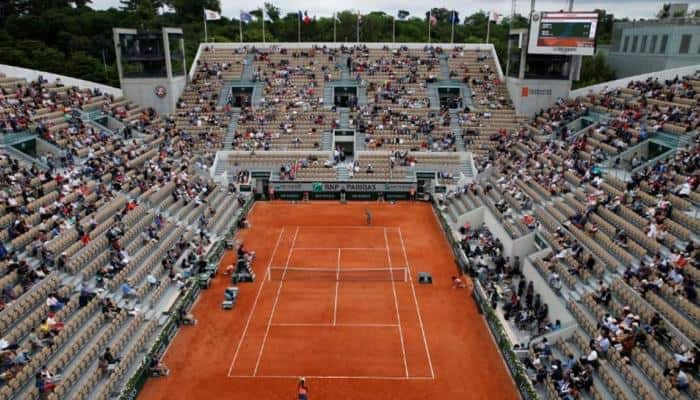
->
{"left": 356, "top": 12, "right": 360, "bottom": 43}
{"left": 428, "top": 10, "right": 431, "bottom": 44}
{"left": 298, "top": 13, "right": 301, "bottom": 42}
{"left": 203, "top": 9, "right": 208, "bottom": 43}
{"left": 262, "top": 9, "right": 266, "bottom": 43}
{"left": 239, "top": 17, "right": 243, "bottom": 43}
{"left": 486, "top": 18, "right": 491, "bottom": 43}
{"left": 450, "top": 11, "right": 455, "bottom": 44}
{"left": 333, "top": 12, "right": 337, "bottom": 43}
{"left": 393, "top": 17, "right": 396, "bottom": 43}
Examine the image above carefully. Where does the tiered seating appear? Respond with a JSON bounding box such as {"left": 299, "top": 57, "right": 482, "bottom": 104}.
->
{"left": 0, "top": 69, "right": 250, "bottom": 400}
{"left": 434, "top": 66, "right": 700, "bottom": 400}
{"left": 350, "top": 46, "right": 435, "bottom": 108}
{"left": 353, "top": 152, "right": 411, "bottom": 181}
{"left": 355, "top": 106, "right": 456, "bottom": 151}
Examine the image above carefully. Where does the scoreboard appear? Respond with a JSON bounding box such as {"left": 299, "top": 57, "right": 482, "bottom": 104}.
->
{"left": 528, "top": 12, "right": 599, "bottom": 56}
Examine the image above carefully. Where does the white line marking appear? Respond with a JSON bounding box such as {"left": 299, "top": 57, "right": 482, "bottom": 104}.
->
{"left": 270, "top": 323, "right": 399, "bottom": 327}
{"left": 287, "top": 225, "right": 390, "bottom": 229}
{"left": 385, "top": 227, "right": 409, "bottom": 377}
{"left": 253, "top": 226, "right": 299, "bottom": 376}
{"left": 227, "top": 227, "right": 286, "bottom": 377}
{"left": 333, "top": 248, "right": 340, "bottom": 326}
{"left": 398, "top": 227, "right": 436, "bottom": 379}
{"left": 268, "top": 266, "right": 396, "bottom": 271}
{"left": 292, "top": 247, "right": 387, "bottom": 251}
{"left": 229, "top": 375, "right": 435, "bottom": 380}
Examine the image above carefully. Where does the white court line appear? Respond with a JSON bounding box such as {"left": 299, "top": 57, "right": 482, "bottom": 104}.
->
{"left": 229, "top": 375, "right": 435, "bottom": 380}
{"left": 292, "top": 247, "right": 387, "bottom": 250}
{"left": 333, "top": 248, "right": 340, "bottom": 326}
{"left": 385, "top": 227, "right": 409, "bottom": 378}
{"left": 288, "top": 225, "right": 390, "bottom": 229}
{"left": 253, "top": 226, "right": 300, "bottom": 376}
{"left": 227, "top": 227, "right": 286, "bottom": 377}
{"left": 268, "top": 266, "right": 394, "bottom": 270}
{"left": 398, "top": 227, "right": 436, "bottom": 379}
{"left": 270, "top": 323, "right": 399, "bottom": 327}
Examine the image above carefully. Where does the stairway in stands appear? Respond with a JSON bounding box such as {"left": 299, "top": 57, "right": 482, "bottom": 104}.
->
{"left": 241, "top": 54, "right": 255, "bottom": 81}
{"left": 222, "top": 112, "right": 240, "bottom": 150}
{"left": 439, "top": 54, "right": 450, "bottom": 80}
{"left": 323, "top": 85, "right": 335, "bottom": 106}
{"left": 449, "top": 109, "right": 465, "bottom": 151}
{"left": 340, "top": 56, "right": 350, "bottom": 80}
{"left": 251, "top": 84, "right": 264, "bottom": 106}
{"left": 355, "top": 132, "right": 366, "bottom": 151}
{"left": 428, "top": 87, "right": 440, "bottom": 110}
{"left": 217, "top": 81, "right": 233, "bottom": 108}
{"left": 214, "top": 157, "right": 226, "bottom": 177}
{"left": 336, "top": 164, "right": 350, "bottom": 180}
{"left": 357, "top": 87, "right": 368, "bottom": 105}
{"left": 321, "top": 131, "right": 333, "bottom": 150}
{"left": 339, "top": 109, "right": 350, "bottom": 128}
{"left": 460, "top": 153, "right": 475, "bottom": 179}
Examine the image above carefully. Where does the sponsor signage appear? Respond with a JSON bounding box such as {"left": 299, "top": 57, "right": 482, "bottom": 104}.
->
{"left": 271, "top": 181, "right": 417, "bottom": 193}
{"left": 521, "top": 87, "right": 553, "bottom": 97}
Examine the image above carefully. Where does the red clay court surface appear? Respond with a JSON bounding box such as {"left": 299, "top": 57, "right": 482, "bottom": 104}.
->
{"left": 139, "top": 201, "right": 518, "bottom": 400}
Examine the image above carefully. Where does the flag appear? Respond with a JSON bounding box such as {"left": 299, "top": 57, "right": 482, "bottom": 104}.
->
{"left": 449, "top": 12, "right": 459, "bottom": 24}
{"left": 240, "top": 11, "right": 252, "bottom": 23}
{"left": 358, "top": 11, "right": 363, "bottom": 24}
{"left": 157, "top": 4, "right": 175, "bottom": 15}
{"left": 298, "top": 10, "right": 303, "bottom": 21}
{"left": 204, "top": 9, "right": 221, "bottom": 21}
{"left": 303, "top": 11, "right": 312, "bottom": 24}
{"left": 489, "top": 11, "right": 502, "bottom": 23}
{"left": 397, "top": 10, "right": 410, "bottom": 20}
{"left": 429, "top": 14, "right": 438, "bottom": 26}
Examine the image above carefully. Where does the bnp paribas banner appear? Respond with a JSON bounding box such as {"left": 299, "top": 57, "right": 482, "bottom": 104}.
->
{"left": 271, "top": 181, "right": 416, "bottom": 193}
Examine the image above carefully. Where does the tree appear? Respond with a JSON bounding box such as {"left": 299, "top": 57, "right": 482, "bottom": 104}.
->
{"left": 264, "top": 3, "right": 280, "bottom": 22}
{"left": 594, "top": 9, "right": 614, "bottom": 44}
{"left": 120, "top": 0, "right": 162, "bottom": 19}
{"left": 574, "top": 52, "right": 616, "bottom": 89}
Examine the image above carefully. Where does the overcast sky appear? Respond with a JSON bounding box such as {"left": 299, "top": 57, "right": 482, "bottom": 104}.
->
{"left": 89, "top": 0, "right": 670, "bottom": 20}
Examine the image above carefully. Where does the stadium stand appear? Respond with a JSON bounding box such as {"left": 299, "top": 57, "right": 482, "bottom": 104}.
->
{"left": 0, "top": 69, "right": 248, "bottom": 399}
{"left": 0, "top": 41, "right": 698, "bottom": 400}
{"left": 438, "top": 69, "right": 699, "bottom": 400}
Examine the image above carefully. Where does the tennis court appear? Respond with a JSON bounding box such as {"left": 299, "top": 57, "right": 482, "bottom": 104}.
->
{"left": 139, "top": 202, "right": 517, "bottom": 399}
{"left": 227, "top": 225, "right": 434, "bottom": 379}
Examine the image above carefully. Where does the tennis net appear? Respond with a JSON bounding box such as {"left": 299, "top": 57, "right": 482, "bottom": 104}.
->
{"left": 267, "top": 267, "right": 408, "bottom": 282}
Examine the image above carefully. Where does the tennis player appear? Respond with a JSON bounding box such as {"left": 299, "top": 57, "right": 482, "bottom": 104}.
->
{"left": 297, "top": 377, "right": 309, "bottom": 400}
{"left": 365, "top": 209, "right": 372, "bottom": 225}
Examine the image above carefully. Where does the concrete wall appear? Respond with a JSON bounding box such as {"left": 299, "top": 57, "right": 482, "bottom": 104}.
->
{"left": 0, "top": 64, "right": 122, "bottom": 97}
{"left": 569, "top": 64, "right": 700, "bottom": 98}
{"left": 506, "top": 78, "right": 572, "bottom": 117}
{"left": 456, "top": 207, "right": 484, "bottom": 232}
{"left": 606, "top": 53, "right": 670, "bottom": 78}
{"left": 607, "top": 24, "right": 700, "bottom": 78}
{"left": 120, "top": 76, "right": 186, "bottom": 115}
{"left": 522, "top": 254, "right": 575, "bottom": 330}
{"left": 35, "top": 138, "right": 65, "bottom": 158}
